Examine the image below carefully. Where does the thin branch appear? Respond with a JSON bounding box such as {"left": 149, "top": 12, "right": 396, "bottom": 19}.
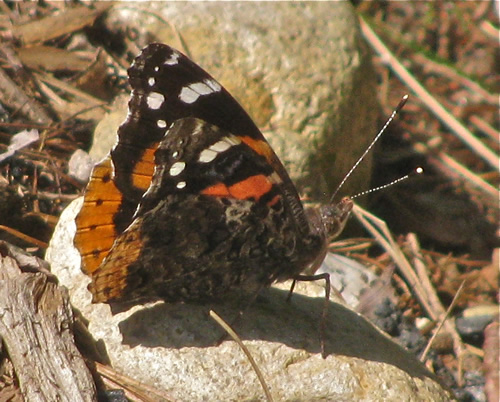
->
{"left": 408, "top": 233, "right": 466, "bottom": 384}
{"left": 0, "top": 225, "right": 48, "bottom": 249}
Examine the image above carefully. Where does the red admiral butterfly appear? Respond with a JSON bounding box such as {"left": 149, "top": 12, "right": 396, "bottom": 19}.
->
{"left": 74, "top": 43, "right": 352, "bottom": 323}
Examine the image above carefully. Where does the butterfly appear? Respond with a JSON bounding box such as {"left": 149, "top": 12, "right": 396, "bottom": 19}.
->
{"left": 74, "top": 44, "right": 353, "bottom": 356}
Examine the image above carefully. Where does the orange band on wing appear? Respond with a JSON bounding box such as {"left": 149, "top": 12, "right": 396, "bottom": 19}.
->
{"left": 200, "top": 182, "right": 231, "bottom": 197}
{"left": 239, "top": 136, "right": 274, "bottom": 164}
{"left": 229, "top": 175, "right": 272, "bottom": 200}
{"left": 130, "top": 144, "right": 157, "bottom": 191}
{"left": 75, "top": 156, "right": 123, "bottom": 276}
{"left": 88, "top": 218, "right": 144, "bottom": 303}
{"left": 201, "top": 175, "right": 272, "bottom": 201}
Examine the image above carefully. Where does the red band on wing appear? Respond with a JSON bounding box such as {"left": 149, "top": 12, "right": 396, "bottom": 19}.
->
{"left": 267, "top": 194, "right": 281, "bottom": 207}
{"left": 229, "top": 175, "right": 272, "bottom": 200}
{"left": 200, "top": 182, "right": 230, "bottom": 197}
{"left": 201, "top": 174, "right": 273, "bottom": 201}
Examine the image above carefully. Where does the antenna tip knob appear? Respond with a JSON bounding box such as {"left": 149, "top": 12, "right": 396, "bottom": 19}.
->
{"left": 396, "top": 95, "right": 409, "bottom": 111}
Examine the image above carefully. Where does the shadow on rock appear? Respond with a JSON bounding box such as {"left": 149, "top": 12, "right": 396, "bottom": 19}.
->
{"left": 118, "top": 287, "right": 434, "bottom": 380}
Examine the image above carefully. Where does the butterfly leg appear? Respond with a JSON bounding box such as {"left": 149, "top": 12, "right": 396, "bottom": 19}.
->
{"left": 288, "top": 273, "right": 331, "bottom": 359}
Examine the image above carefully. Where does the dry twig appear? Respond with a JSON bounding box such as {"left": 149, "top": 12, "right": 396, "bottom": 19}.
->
{"left": 210, "top": 310, "right": 274, "bottom": 402}
{"left": 352, "top": 203, "right": 436, "bottom": 320}
{"left": 420, "top": 280, "right": 466, "bottom": 362}
{"left": 96, "top": 362, "right": 178, "bottom": 402}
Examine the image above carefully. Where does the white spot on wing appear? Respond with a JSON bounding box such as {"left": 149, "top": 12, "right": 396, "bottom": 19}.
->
{"left": 176, "top": 181, "right": 186, "bottom": 189}
{"left": 192, "top": 121, "right": 204, "bottom": 136}
{"left": 169, "top": 161, "right": 185, "bottom": 176}
{"left": 146, "top": 92, "right": 164, "bottom": 110}
{"left": 204, "top": 78, "right": 221, "bottom": 92}
{"left": 268, "top": 171, "right": 282, "bottom": 184}
{"left": 198, "top": 149, "right": 217, "bottom": 163}
{"left": 210, "top": 139, "right": 232, "bottom": 153}
{"left": 148, "top": 77, "right": 155, "bottom": 86}
{"left": 178, "top": 79, "right": 222, "bottom": 104}
{"left": 190, "top": 80, "right": 220, "bottom": 95}
{"left": 164, "top": 51, "right": 180, "bottom": 65}
{"left": 179, "top": 86, "right": 199, "bottom": 104}
{"left": 157, "top": 119, "right": 167, "bottom": 128}
{"left": 197, "top": 136, "right": 240, "bottom": 163}
{"left": 227, "top": 135, "right": 242, "bottom": 145}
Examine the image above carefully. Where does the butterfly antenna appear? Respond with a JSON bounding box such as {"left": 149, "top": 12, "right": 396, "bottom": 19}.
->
{"left": 351, "top": 167, "right": 423, "bottom": 199}
{"left": 330, "top": 94, "right": 409, "bottom": 203}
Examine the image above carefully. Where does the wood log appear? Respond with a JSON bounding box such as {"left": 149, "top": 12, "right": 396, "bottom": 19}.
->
{"left": 0, "top": 242, "right": 97, "bottom": 401}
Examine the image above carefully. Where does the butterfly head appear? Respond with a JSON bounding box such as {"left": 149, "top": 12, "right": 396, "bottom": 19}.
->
{"left": 319, "top": 197, "right": 353, "bottom": 240}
